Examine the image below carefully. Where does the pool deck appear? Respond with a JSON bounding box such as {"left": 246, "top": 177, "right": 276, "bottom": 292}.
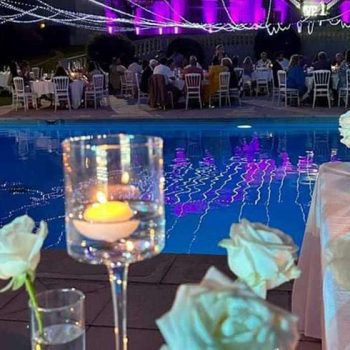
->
{"left": 0, "top": 95, "right": 346, "bottom": 121}
{"left": 0, "top": 250, "right": 321, "bottom": 349}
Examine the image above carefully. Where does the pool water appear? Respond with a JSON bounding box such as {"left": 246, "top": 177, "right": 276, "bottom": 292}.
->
{"left": 0, "top": 119, "right": 347, "bottom": 255}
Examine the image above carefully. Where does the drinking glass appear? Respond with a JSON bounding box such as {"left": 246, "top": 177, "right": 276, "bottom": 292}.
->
{"left": 30, "top": 288, "right": 85, "bottom": 350}
{"left": 62, "top": 134, "right": 165, "bottom": 350}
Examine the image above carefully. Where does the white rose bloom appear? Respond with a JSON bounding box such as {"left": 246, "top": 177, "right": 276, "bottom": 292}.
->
{"left": 219, "top": 219, "right": 300, "bottom": 298}
{"left": 339, "top": 111, "right": 350, "bottom": 148}
{"left": 157, "top": 267, "right": 299, "bottom": 350}
{"left": 0, "top": 215, "right": 47, "bottom": 292}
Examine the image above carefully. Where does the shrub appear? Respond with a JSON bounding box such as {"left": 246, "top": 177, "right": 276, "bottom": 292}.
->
{"left": 87, "top": 34, "right": 135, "bottom": 71}
{"left": 166, "top": 38, "right": 204, "bottom": 63}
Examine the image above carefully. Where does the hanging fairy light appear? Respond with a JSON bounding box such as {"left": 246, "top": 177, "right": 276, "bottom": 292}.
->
{"left": 0, "top": 0, "right": 350, "bottom": 35}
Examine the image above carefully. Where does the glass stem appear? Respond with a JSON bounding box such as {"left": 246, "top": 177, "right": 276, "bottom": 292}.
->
{"left": 107, "top": 262, "right": 129, "bottom": 350}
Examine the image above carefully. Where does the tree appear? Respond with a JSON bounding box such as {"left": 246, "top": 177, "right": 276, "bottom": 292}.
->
{"left": 166, "top": 38, "right": 204, "bottom": 64}
{"left": 87, "top": 34, "right": 135, "bottom": 71}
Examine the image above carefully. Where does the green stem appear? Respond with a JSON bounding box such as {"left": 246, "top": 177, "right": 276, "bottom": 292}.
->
{"left": 25, "top": 275, "right": 44, "bottom": 337}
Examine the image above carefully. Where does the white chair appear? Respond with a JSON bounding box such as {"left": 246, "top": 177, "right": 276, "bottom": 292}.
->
{"left": 312, "top": 70, "right": 331, "bottom": 108}
{"left": 271, "top": 72, "right": 280, "bottom": 104}
{"left": 184, "top": 73, "right": 202, "bottom": 110}
{"left": 210, "top": 72, "right": 231, "bottom": 108}
{"left": 135, "top": 73, "right": 148, "bottom": 105}
{"left": 256, "top": 67, "right": 270, "bottom": 95}
{"left": 120, "top": 70, "right": 135, "bottom": 97}
{"left": 32, "top": 67, "right": 41, "bottom": 80}
{"left": 85, "top": 74, "right": 104, "bottom": 109}
{"left": 52, "top": 76, "right": 71, "bottom": 112}
{"left": 338, "top": 69, "right": 350, "bottom": 108}
{"left": 277, "top": 70, "right": 300, "bottom": 107}
{"left": 13, "top": 77, "right": 37, "bottom": 111}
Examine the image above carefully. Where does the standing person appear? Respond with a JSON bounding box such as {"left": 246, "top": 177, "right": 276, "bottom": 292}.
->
{"left": 19, "top": 60, "right": 31, "bottom": 85}
{"left": 212, "top": 44, "right": 226, "bottom": 65}
{"left": 256, "top": 52, "right": 272, "bottom": 68}
{"left": 338, "top": 50, "right": 350, "bottom": 89}
{"left": 128, "top": 57, "right": 142, "bottom": 82}
{"left": 242, "top": 56, "right": 254, "bottom": 78}
{"left": 109, "top": 57, "right": 126, "bottom": 93}
{"left": 287, "top": 54, "right": 307, "bottom": 96}
{"left": 8, "top": 61, "right": 18, "bottom": 86}
{"left": 140, "top": 59, "right": 158, "bottom": 94}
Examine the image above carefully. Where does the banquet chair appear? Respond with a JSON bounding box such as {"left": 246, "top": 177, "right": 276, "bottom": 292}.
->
{"left": 52, "top": 76, "right": 71, "bottom": 112}
{"left": 32, "top": 67, "right": 41, "bottom": 80}
{"left": 277, "top": 70, "right": 300, "bottom": 107}
{"left": 120, "top": 70, "right": 135, "bottom": 97}
{"left": 148, "top": 74, "right": 173, "bottom": 110}
{"left": 256, "top": 67, "right": 270, "bottom": 96}
{"left": 184, "top": 73, "right": 202, "bottom": 110}
{"left": 85, "top": 74, "right": 104, "bottom": 109}
{"left": 209, "top": 72, "right": 231, "bottom": 108}
{"left": 312, "top": 70, "right": 331, "bottom": 108}
{"left": 135, "top": 73, "right": 148, "bottom": 105}
{"left": 338, "top": 69, "right": 350, "bottom": 108}
{"left": 13, "top": 77, "right": 37, "bottom": 111}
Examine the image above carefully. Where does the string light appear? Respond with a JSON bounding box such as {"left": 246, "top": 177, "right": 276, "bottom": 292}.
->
{"left": 0, "top": 0, "right": 350, "bottom": 35}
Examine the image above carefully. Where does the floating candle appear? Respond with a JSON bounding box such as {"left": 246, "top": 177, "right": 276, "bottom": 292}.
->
{"left": 73, "top": 191, "right": 140, "bottom": 242}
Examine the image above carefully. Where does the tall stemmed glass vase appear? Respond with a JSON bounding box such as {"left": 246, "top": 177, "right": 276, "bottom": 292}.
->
{"left": 63, "top": 134, "right": 165, "bottom": 350}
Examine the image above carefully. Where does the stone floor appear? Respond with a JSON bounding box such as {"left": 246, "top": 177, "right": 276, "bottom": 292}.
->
{"left": 0, "top": 95, "right": 346, "bottom": 121}
{"left": 0, "top": 250, "right": 321, "bottom": 350}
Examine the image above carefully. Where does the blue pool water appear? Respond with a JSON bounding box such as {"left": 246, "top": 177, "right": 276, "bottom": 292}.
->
{"left": 0, "top": 119, "right": 348, "bottom": 255}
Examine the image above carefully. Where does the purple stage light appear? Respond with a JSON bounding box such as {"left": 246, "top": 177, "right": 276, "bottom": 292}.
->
{"left": 203, "top": 0, "right": 217, "bottom": 25}
{"left": 274, "top": 0, "right": 288, "bottom": 23}
{"left": 153, "top": 0, "right": 171, "bottom": 34}
{"left": 172, "top": 0, "right": 185, "bottom": 33}
{"left": 105, "top": 0, "right": 117, "bottom": 32}
{"left": 341, "top": 1, "right": 350, "bottom": 23}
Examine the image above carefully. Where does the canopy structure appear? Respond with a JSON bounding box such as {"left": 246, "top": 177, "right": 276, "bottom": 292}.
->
{"left": 0, "top": 0, "right": 348, "bottom": 35}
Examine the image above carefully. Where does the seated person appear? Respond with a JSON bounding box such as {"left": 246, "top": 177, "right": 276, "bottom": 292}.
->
{"left": 333, "top": 52, "right": 344, "bottom": 72}
{"left": 271, "top": 55, "right": 283, "bottom": 87}
{"left": 54, "top": 65, "right": 69, "bottom": 77}
{"left": 128, "top": 57, "right": 142, "bottom": 83}
{"left": 312, "top": 51, "right": 331, "bottom": 71}
{"left": 242, "top": 56, "right": 254, "bottom": 78}
{"left": 153, "top": 57, "right": 181, "bottom": 103}
{"left": 183, "top": 56, "right": 203, "bottom": 78}
{"left": 221, "top": 57, "right": 238, "bottom": 88}
{"left": 256, "top": 52, "right": 272, "bottom": 68}
{"left": 287, "top": 54, "right": 307, "bottom": 95}
{"left": 87, "top": 61, "right": 101, "bottom": 82}
{"left": 203, "top": 57, "right": 227, "bottom": 104}
{"left": 276, "top": 52, "right": 289, "bottom": 71}
{"left": 140, "top": 59, "right": 158, "bottom": 93}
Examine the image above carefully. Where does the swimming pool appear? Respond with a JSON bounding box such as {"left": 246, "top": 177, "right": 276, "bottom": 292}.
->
{"left": 0, "top": 118, "right": 347, "bottom": 254}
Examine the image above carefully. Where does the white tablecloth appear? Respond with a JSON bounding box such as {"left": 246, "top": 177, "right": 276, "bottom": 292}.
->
{"left": 292, "top": 162, "right": 350, "bottom": 350}
{"left": 31, "top": 80, "right": 54, "bottom": 97}
{"left": 252, "top": 69, "right": 273, "bottom": 82}
{"left": 70, "top": 80, "right": 85, "bottom": 109}
{"left": 0, "top": 72, "right": 10, "bottom": 88}
{"left": 30, "top": 79, "right": 85, "bottom": 109}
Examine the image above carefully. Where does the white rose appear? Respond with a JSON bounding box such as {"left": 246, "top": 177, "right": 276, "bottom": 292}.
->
{"left": 219, "top": 219, "right": 300, "bottom": 298}
{"left": 157, "top": 267, "right": 299, "bottom": 350}
{"left": 339, "top": 111, "right": 350, "bottom": 147}
{"left": 0, "top": 215, "right": 47, "bottom": 292}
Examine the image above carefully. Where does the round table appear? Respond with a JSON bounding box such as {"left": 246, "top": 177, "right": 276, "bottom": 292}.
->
{"left": 30, "top": 80, "right": 54, "bottom": 97}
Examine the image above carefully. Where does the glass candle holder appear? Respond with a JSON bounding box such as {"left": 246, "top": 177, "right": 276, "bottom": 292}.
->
{"left": 62, "top": 134, "right": 165, "bottom": 350}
